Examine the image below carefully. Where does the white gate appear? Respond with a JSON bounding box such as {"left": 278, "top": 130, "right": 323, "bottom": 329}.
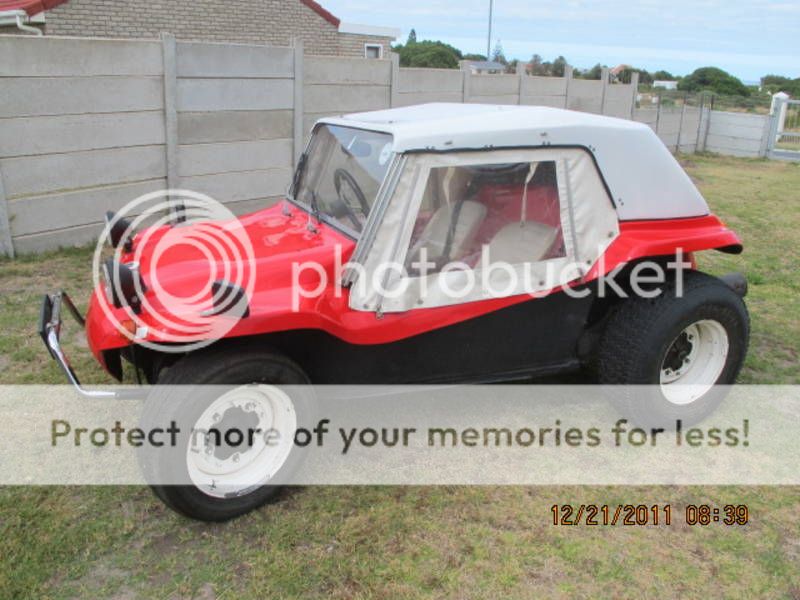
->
{"left": 768, "top": 97, "right": 800, "bottom": 161}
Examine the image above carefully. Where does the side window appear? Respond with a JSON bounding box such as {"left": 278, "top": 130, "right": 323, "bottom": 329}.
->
{"left": 405, "top": 161, "right": 565, "bottom": 273}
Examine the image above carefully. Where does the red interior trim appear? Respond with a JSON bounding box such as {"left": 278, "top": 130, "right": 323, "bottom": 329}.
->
{"left": 298, "top": 0, "right": 340, "bottom": 28}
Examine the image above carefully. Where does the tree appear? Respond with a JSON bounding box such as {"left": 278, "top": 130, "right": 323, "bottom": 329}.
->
{"left": 761, "top": 74, "right": 800, "bottom": 96}
{"left": 652, "top": 70, "right": 675, "bottom": 81}
{"left": 619, "top": 66, "right": 653, "bottom": 85}
{"left": 393, "top": 40, "right": 462, "bottom": 69}
{"left": 529, "top": 54, "right": 546, "bottom": 75}
{"left": 581, "top": 63, "right": 604, "bottom": 80}
{"left": 406, "top": 29, "right": 417, "bottom": 45}
{"left": 551, "top": 56, "right": 568, "bottom": 77}
{"left": 491, "top": 41, "right": 507, "bottom": 65}
{"left": 463, "top": 53, "right": 487, "bottom": 62}
{"left": 678, "top": 67, "right": 750, "bottom": 96}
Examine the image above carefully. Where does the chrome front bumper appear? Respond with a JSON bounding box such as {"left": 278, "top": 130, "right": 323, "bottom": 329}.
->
{"left": 38, "top": 292, "right": 142, "bottom": 399}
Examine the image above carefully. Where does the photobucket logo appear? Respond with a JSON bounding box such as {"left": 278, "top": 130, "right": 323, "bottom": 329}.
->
{"left": 291, "top": 245, "right": 691, "bottom": 311}
{"left": 92, "top": 190, "right": 256, "bottom": 353}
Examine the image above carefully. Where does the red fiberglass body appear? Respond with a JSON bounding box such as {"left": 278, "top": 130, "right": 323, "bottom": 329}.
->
{"left": 84, "top": 200, "right": 742, "bottom": 370}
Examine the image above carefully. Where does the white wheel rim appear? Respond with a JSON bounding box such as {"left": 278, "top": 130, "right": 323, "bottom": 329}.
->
{"left": 660, "top": 319, "right": 729, "bottom": 405}
{"left": 186, "top": 384, "right": 297, "bottom": 498}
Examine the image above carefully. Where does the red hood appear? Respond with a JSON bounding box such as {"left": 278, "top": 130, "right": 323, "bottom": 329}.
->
{"left": 129, "top": 203, "right": 347, "bottom": 300}
{"left": 87, "top": 202, "right": 356, "bottom": 351}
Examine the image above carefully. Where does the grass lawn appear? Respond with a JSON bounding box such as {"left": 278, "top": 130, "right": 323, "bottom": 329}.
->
{"left": 0, "top": 154, "right": 798, "bottom": 598}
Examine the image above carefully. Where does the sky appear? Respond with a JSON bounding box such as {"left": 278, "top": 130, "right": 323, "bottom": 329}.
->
{"left": 321, "top": 0, "right": 799, "bottom": 82}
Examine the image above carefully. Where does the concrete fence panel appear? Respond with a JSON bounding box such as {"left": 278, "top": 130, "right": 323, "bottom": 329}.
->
{"left": 677, "top": 108, "right": 703, "bottom": 154}
{"left": 303, "top": 56, "right": 391, "bottom": 135}
{"left": 0, "top": 112, "right": 166, "bottom": 157}
{"left": 468, "top": 74, "right": 520, "bottom": 104}
{"left": 567, "top": 79, "right": 603, "bottom": 114}
{"left": 176, "top": 78, "right": 295, "bottom": 112}
{"left": 521, "top": 76, "right": 568, "bottom": 98}
{"left": 305, "top": 55, "right": 391, "bottom": 85}
{"left": 0, "top": 36, "right": 168, "bottom": 253}
{"left": 176, "top": 41, "right": 295, "bottom": 78}
{"left": 0, "top": 77, "right": 164, "bottom": 118}
{"left": 174, "top": 40, "right": 296, "bottom": 215}
{"left": 1, "top": 146, "right": 166, "bottom": 200}
{"left": 395, "top": 68, "right": 463, "bottom": 107}
{"left": 520, "top": 75, "right": 568, "bottom": 108}
{"left": 706, "top": 111, "right": 770, "bottom": 157}
{"left": 177, "top": 110, "right": 294, "bottom": 145}
{"left": 633, "top": 108, "right": 659, "bottom": 130}
{"left": 0, "top": 36, "right": 163, "bottom": 77}
{"left": 603, "top": 84, "right": 634, "bottom": 119}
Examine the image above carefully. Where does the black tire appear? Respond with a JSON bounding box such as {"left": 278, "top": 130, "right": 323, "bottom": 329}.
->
{"left": 597, "top": 270, "right": 749, "bottom": 427}
{"left": 139, "top": 343, "right": 313, "bottom": 522}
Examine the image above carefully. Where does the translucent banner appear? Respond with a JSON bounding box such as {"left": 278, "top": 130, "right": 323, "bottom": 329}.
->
{"left": 0, "top": 385, "right": 797, "bottom": 487}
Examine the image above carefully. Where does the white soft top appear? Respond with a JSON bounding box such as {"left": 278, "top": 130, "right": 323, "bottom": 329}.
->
{"left": 320, "top": 103, "right": 709, "bottom": 221}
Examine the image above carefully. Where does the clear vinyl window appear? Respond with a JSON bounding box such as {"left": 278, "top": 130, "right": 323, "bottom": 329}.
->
{"left": 293, "top": 124, "right": 394, "bottom": 235}
{"left": 405, "top": 161, "right": 565, "bottom": 274}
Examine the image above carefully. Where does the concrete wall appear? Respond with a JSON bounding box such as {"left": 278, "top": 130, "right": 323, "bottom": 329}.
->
{"left": 634, "top": 107, "right": 705, "bottom": 154}
{"left": 632, "top": 106, "right": 770, "bottom": 157}
{"left": 0, "top": 36, "right": 167, "bottom": 255}
{"left": 0, "top": 34, "right": 770, "bottom": 256}
{"left": 303, "top": 55, "right": 391, "bottom": 137}
{"left": 174, "top": 40, "right": 296, "bottom": 216}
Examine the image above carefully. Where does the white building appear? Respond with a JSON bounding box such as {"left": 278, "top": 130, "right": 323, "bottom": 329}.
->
{"left": 653, "top": 80, "right": 679, "bottom": 90}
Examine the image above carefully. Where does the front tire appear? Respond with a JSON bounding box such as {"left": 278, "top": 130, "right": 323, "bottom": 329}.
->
{"left": 597, "top": 270, "right": 749, "bottom": 426}
{"left": 139, "top": 345, "right": 312, "bottom": 522}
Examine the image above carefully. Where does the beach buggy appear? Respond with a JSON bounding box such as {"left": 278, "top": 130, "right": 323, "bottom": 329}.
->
{"left": 41, "top": 104, "right": 749, "bottom": 519}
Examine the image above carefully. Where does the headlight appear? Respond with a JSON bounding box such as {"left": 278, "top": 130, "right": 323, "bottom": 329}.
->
{"left": 103, "top": 259, "right": 146, "bottom": 314}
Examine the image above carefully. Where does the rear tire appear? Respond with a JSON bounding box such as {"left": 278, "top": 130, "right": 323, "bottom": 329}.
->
{"left": 139, "top": 344, "right": 312, "bottom": 522}
{"left": 597, "top": 270, "right": 749, "bottom": 427}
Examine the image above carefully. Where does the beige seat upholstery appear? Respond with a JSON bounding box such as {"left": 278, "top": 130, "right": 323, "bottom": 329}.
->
{"left": 487, "top": 221, "right": 558, "bottom": 264}
{"left": 408, "top": 201, "right": 487, "bottom": 265}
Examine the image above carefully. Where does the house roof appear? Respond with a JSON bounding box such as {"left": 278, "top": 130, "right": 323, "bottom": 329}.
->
{"left": 0, "top": 0, "right": 66, "bottom": 16}
{"left": 299, "top": 0, "right": 340, "bottom": 28}
{"left": 320, "top": 103, "right": 709, "bottom": 221}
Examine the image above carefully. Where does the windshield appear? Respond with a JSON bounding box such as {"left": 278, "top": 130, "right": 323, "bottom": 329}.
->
{"left": 291, "top": 124, "right": 394, "bottom": 235}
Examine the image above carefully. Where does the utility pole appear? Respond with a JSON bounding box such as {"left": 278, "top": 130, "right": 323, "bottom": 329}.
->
{"left": 487, "top": 0, "right": 494, "bottom": 59}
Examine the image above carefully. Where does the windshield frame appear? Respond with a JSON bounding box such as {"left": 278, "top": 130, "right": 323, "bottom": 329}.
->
{"left": 287, "top": 123, "right": 395, "bottom": 240}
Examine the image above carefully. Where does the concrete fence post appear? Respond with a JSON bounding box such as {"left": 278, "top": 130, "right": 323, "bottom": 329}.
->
{"left": 694, "top": 93, "right": 705, "bottom": 153}
{"left": 564, "top": 65, "right": 573, "bottom": 109}
{"left": 702, "top": 95, "right": 715, "bottom": 152}
{"left": 462, "top": 64, "right": 471, "bottom": 103}
{"left": 0, "top": 170, "right": 14, "bottom": 258}
{"left": 600, "top": 67, "right": 609, "bottom": 114}
{"left": 655, "top": 90, "right": 663, "bottom": 138}
{"left": 676, "top": 92, "right": 688, "bottom": 153}
{"left": 292, "top": 38, "right": 305, "bottom": 168}
{"left": 762, "top": 98, "right": 781, "bottom": 157}
{"left": 390, "top": 52, "right": 400, "bottom": 108}
{"left": 160, "top": 33, "right": 179, "bottom": 201}
{"left": 629, "top": 71, "right": 640, "bottom": 120}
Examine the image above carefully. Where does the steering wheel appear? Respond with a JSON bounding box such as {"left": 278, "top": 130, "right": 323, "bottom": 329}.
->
{"left": 333, "top": 168, "right": 369, "bottom": 231}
